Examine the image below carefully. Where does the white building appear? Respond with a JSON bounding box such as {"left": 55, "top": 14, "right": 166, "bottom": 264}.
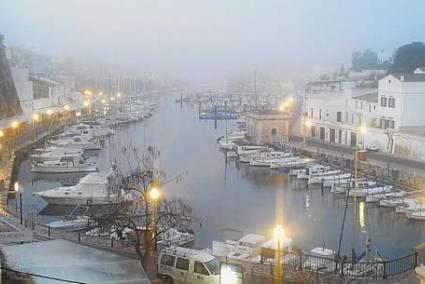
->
{"left": 11, "top": 66, "right": 68, "bottom": 116}
{"left": 304, "top": 72, "right": 425, "bottom": 159}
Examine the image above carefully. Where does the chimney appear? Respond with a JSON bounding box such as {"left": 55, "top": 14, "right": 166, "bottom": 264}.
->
{"left": 400, "top": 75, "right": 405, "bottom": 81}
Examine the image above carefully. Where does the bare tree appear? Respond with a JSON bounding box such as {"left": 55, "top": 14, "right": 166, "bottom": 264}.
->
{"left": 91, "top": 145, "right": 199, "bottom": 266}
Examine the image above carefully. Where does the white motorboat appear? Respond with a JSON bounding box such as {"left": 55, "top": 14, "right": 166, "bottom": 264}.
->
{"left": 30, "top": 147, "right": 84, "bottom": 163}
{"left": 33, "top": 170, "right": 131, "bottom": 205}
{"left": 270, "top": 157, "right": 314, "bottom": 170}
{"left": 31, "top": 155, "right": 97, "bottom": 173}
{"left": 308, "top": 173, "right": 352, "bottom": 187}
{"left": 49, "top": 135, "right": 101, "bottom": 150}
{"left": 46, "top": 216, "right": 91, "bottom": 229}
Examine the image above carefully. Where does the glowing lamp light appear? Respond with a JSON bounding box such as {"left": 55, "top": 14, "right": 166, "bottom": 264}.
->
{"left": 117, "top": 93, "right": 121, "bottom": 97}
{"left": 110, "top": 96, "right": 114, "bottom": 101}
{"left": 32, "top": 113, "right": 40, "bottom": 121}
{"left": 305, "top": 120, "right": 312, "bottom": 128}
{"left": 149, "top": 187, "right": 161, "bottom": 201}
{"left": 64, "top": 105, "right": 70, "bottom": 111}
{"left": 14, "top": 181, "right": 19, "bottom": 192}
{"left": 359, "top": 125, "right": 367, "bottom": 135}
{"left": 101, "top": 99, "right": 106, "bottom": 104}
{"left": 11, "top": 121, "right": 19, "bottom": 129}
{"left": 279, "top": 104, "right": 285, "bottom": 112}
{"left": 288, "top": 97, "right": 294, "bottom": 103}
{"left": 76, "top": 111, "right": 82, "bottom": 117}
{"left": 220, "top": 263, "right": 243, "bottom": 284}
{"left": 273, "top": 225, "right": 285, "bottom": 241}
{"left": 0, "top": 130, "right": 4, "bottom": 138}
{"left": 84, "top": 100, "right": 90, "bottom": 107}
{"left": 99, "top": 92, "right": 103, "bottom": 96}
{"left": 46, "top": 109, "right": 53, "bottom": 116}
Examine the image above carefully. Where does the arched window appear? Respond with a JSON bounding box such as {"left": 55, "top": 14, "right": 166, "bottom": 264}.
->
{"left": 271, "top": 128, "right": 277, "bottom": 135}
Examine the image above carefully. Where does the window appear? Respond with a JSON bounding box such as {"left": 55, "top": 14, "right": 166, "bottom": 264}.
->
{"left": 319, "top": 109, "right": 322, "bottom": 119}
{"left": 355, "top": 101, "right": 358, "bottom": 108}
{"left": 338, "top": 130, "right": 342, "bottom": 143}
{"left": 160, "top": 254, "right": 175, "bottom": 267}
{"left": 388, "top": 97, "right": 395, "bottom": 108}
{"left": 337, "top": 112, "right": 342, "bottom": 122}
{"left": 389, "top": 120, "right": 395, "bottom": 129}
{"left": 194, "top": 261, "right": 210, "bottom": 275}
{"left": 271, "top": 128, "right": 277, "bottom": 135}
{"left": 310, "top": 108, "right": 313, "bottom": 118}
{"left": 205, "top": 259, "right": 220, "bottom": 275}
{"left": 176, "top": 258, "right": 189, "bottom": 271}
{"left": 360, "top": 101, "right": 363, "bottom": 109}
{"left": 311, "top": 126, "right": 316, "bottom": 138}
{"left": 381, "top": 97, "right": 387, "bottom": 107}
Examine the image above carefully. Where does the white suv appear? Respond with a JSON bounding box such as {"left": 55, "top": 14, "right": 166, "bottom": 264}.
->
{"left": 158, "top": 247, "right": 220, "bottom": 284}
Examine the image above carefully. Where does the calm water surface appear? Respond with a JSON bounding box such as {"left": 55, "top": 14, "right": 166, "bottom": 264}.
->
{"left": 14, "top": 97, "right": 425, "bottom": 258}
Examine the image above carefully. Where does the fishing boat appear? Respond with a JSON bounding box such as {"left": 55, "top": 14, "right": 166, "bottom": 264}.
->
{"left": 406, "top": 211, "right": 425, "bottom": 221}
{"left": 378, "top": 198, "right": 405, "bottom": 207}
{"left": 395, "top": 199, "right": 425, "bottom": 215}
{"left": 239, "top": 149, "right": 290, "bottom": 163}
{"left": 365, "top": 190, "right": 406, "bottom": 203}
{"left": 270, "top": 157, "right": 314, "bottom": 170}
{"left": 249, "top": 152, "right": 294, "bottom": 167}
{"left": 348, "top": 185, "right": 394, "bottom": 198}
{"left": 297, "top": 168, "right": 341, "bottom": 180}
{"left": 33, "top": 170, "right": 130, "bottom": 205}
{"left": 289, "top": 164, "right": 329, "bottom": 177}
{"left": 308, "top": 173, "right": 352, "bottom": 187}
{"left": 331, "top": 180, "right": 377, "bottom": 194}
{"left": 31, "top": 155, "right": 97, "bottom": 173}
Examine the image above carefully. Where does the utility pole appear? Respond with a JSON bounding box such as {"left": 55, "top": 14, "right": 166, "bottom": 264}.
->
{"left": 254, "top": 71, "right": 257, "bottom": 110}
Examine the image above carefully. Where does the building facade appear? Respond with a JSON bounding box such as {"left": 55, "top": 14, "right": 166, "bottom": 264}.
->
{"left": 304, "top": 71, "right": 425, "bottom": 159}
{"left": 246, "top": 110, "right": 291, "bottom": 145}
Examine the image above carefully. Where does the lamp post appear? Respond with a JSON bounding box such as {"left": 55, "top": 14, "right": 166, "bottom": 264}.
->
{"left": 14, "top": 182, "right": 23, "bottom": 225}
{"left": 352, "top": 125, "right": 367, "bottom": 251}
{"left": 304, "top": 119, "right": 312, "bottom": 148}
{"left": 149, "top": 187, "right": 160, "bottom": 254}
{"left": 274, "top": 225, "right": 285, "bottom": 284}
{"left": 32, "top": 113, "right": 40, "bottom": 141}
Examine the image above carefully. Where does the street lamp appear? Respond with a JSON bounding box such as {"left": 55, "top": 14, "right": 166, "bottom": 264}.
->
{"left": 304, "top": 119, "right": 312, "bottom": 148}
{"left": 32, "top": 114, "right": 40, "bottom": 141}
{"left": 273, "top": 225, "right": 285, "bottom": 284}
{"left": 117, "top": 92, "right": 121, "bottom": 98}
{"left": 14, "top": 182, "right": 23, "bottom": 225}
{"left": 0, "top": 130, "right": 4, "bottom": 138}
{"left": 149, "top": 187, "right": 161, "bottom": 254}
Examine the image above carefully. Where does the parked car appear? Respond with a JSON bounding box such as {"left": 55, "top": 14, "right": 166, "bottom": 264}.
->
{"left": 158, "top": 247, "right": 220, "bottom": 284}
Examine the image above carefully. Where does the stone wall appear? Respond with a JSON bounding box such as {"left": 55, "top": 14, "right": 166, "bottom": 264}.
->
{"left": 0, "top": 34, "right": 21, "bottom": 120}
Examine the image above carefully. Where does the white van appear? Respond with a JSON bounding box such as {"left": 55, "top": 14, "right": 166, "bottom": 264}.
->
{"left": 158, "top": 247, "right": 220, "bottom": 284}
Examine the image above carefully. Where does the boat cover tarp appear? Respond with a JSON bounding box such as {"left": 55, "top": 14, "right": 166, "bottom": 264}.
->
{"left": 1, "top": 239, "right": 150, "bottom": 283}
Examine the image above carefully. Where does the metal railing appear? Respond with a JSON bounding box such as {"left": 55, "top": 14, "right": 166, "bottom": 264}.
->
{"left": 222, "top": 250, "right": 418, "bottom": 282}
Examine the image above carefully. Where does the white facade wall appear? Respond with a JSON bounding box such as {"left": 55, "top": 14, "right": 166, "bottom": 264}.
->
{"left": 11, "top": 67, "right": 34, "bottom": 116}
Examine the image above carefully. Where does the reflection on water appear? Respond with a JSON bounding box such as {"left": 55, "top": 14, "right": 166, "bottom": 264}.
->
{"left": 12, "top": 98, "right": 425, "bottom": 258}
{"left": 359, "top": 201, "right": 366, "bottom": 233}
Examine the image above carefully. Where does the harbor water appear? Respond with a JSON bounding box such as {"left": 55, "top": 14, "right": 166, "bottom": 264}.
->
{"left": 13, "top": 97, "right": 425, "bottom": 258}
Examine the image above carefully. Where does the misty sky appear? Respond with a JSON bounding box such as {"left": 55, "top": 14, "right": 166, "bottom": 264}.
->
{"left": 1, "top": 0, "right": 425, "bottom": 86}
